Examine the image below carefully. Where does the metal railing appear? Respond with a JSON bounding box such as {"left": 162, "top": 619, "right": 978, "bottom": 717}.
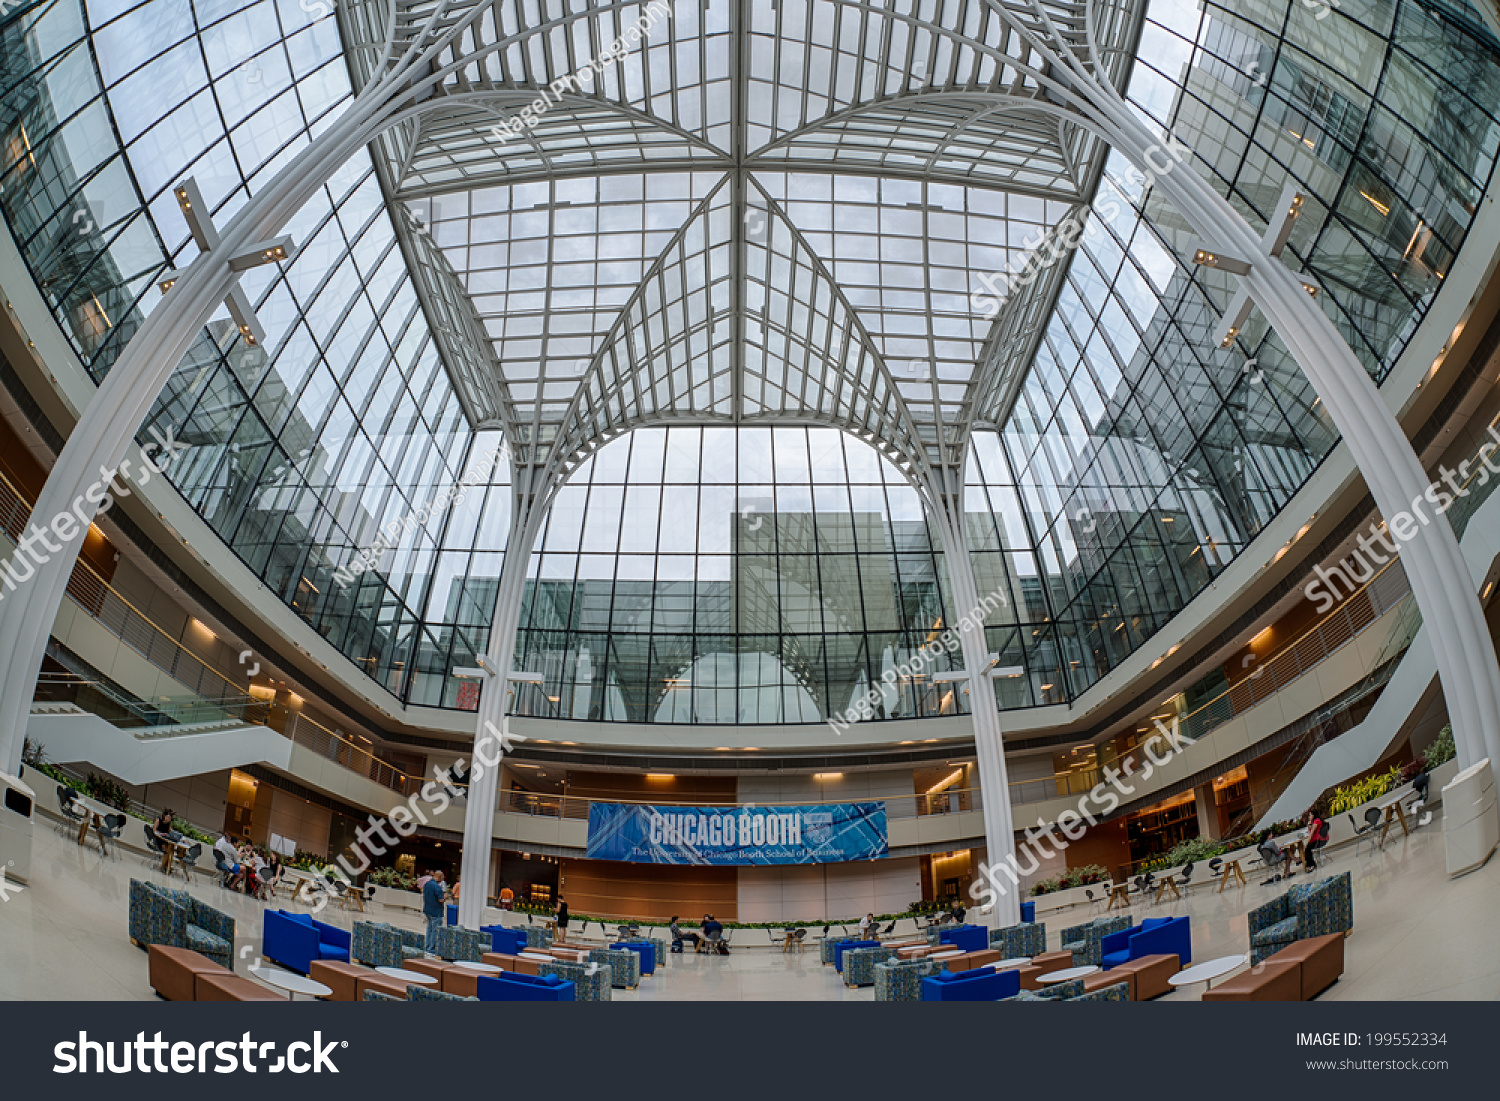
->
{"left": 1005, "top": 563, "right": 1411, "bottom": 807}
{"left": 495, "top": 784, "right": 982, "bottom": 822}
{"left": 2, "top": 470, "right": 421, "bottom": 799}
{"left": 1005, "top": 414, "right": 1500, "bottom": 809}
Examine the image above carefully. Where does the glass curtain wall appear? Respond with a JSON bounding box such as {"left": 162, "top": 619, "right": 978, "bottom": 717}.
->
{"left": 0, "top": 0, "right": 489, "bottom": 701}
{"left": 965, "top": 0, "right": 1500, "bottom": 706}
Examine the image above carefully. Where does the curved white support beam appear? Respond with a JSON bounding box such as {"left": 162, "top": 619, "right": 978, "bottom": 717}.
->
{"left": 455, "top": 494, "right": 550, "bottom": 929}
{"left": 927, "top": 486, "right": 1021, "bottom": 927}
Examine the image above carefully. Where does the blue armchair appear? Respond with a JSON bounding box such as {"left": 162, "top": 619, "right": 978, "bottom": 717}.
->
{"left": 921, "top": 965, "right": 1021, "bottom": 1001}
{"left": 937, "top": 924, "right": 988, "bottom": 953}
{"left": 1060, "top": 915, "right": 1132, "bottom": 967}
{"left": 482, "top": 926, "right": 528, "bottom": 956}
{"left": 1248, "top": 872, "right": 1353, "bottom": 964}
{"left": 476, "top": 972, "right": 575, "bottom": 1002}
{"left": 262, "top": 910, "right": 350, "bottom": 974}
{"left": 1100, "top": 916, "right": 1191, "bottom": 970}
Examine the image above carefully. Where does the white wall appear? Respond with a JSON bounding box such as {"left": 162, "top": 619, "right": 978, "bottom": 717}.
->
{"left": 737, "top": 857, "right": 923, "bottom": 922}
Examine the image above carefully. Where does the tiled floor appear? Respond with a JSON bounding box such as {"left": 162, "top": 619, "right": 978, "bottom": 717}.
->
{"left": 3, "top": 813, "right": 1495, "bottom": 1000}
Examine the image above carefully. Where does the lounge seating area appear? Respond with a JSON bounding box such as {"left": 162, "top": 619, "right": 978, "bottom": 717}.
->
{"left": 1203, "top": 934, "right": 1346, "bottom": 1001}
{"left": 128, "top": 880, "right": 235, "bottom": 968}
{"left": 262, "top": 910, "right": 350, "bottom": 974}
{"left": 1247, "top": 873, "right": 1353, "bottom": 964}
{"left": 1101, "top": 917, "right": 1191, "bottom": 971}
{"left": 922, "top": 965, "right": 1022, "bottom": 1001}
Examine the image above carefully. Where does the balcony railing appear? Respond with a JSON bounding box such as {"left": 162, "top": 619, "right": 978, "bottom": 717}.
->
{"left": 495, "top": 785, "right": 982, "bottom": 822}
{"left": 4, "top": 470, "right": 421, "bottom": 799}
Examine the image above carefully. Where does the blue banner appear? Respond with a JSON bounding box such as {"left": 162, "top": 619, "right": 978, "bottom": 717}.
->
{"left": 585, "top": 802, "right": 888, "bottom": 865}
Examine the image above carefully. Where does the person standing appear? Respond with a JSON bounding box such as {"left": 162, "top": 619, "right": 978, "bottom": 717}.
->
{"left": 422, "top": 869, "right": 447, "bottom": 954}
{"left": 554, "top": 897, "right": 570, "bottom": 943}
{"left": 499, "top": 883, "right": 514, "bottom": 910}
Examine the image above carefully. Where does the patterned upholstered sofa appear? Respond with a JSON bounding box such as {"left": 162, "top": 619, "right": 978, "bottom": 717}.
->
{"left": 538, "top": 959, "right": 611, "bottom": 1001}
{"left": 819, "top": 937, "right": 839, "bottom": 965}
{"left": 873, "top": 958, "right": 938, "bottom": 1001}
{"left": 989, "top": 921, "right": 1047, "bottom": 958}
{"left": 1060, "top": 916, "right": 1132, "bottom": 967}
{"left": 434, "top": 925, "right": 489, "bottom": 962}
{"left": 1007, "top": 977, "right": 1129, "bottom": 1003}
{"left": 128, "top": 879, "right": 234, "bottom": 968}
{"left": 588, "top": 947, "right": 640, "bottom": 988}
{"left": 1248, "top": 872, "right": 1353, "bottom": 964}
{"left": 409, "top": 985, "right": 476, "bottom": 1002}
{"left": 524, "top": 925, "right": 555, "bottom": 949}
{"left": 352, "top": 921, "right": 425, "bottom": 968}
{"left": 843, "top": 945, "right": 900, "bottom": 987}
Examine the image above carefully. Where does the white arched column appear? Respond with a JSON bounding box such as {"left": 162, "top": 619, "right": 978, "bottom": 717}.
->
{"left": 455, "top": 490, "right": 549, "bottom": 929}
{"left": 927, "top": 481, "right": 1021, "bottom": 927}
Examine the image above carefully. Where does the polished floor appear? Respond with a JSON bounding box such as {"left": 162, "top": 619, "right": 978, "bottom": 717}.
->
{"left": 2, "top": 813, "right": 1495, "bottom": 1001}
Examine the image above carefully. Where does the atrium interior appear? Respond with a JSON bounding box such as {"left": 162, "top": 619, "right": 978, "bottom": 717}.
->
{"left": 2, "top": 0, "right": 1499, "bottom": 1004}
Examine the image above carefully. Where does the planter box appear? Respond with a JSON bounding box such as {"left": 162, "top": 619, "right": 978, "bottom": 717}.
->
{"left": 371, "top": 885, "right": 423, "bottom": 911}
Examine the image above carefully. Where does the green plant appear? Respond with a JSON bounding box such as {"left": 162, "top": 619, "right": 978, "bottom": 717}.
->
{"left": 367, "top": 866, "right": 416, "bottom": 890}
{"left": 1424, "top": 725, "right": 1455, "bottom": 771}
{"left": 1329, "top": 771, "right": 1396, "bottom": 815}
{"left": 171, "top": 819, "right": 214, "bottom": 844}
{"left": 85, "top": 772, "right": 131, "bottom": 811}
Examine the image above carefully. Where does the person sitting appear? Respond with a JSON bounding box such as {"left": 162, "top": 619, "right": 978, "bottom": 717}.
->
{"left": 152, "top": 809, "right": 179, "bottom": 850}
{"left": 1258, "top": 838, "right": 1291, "bottom": 884}
{"left": 702, "top": 915, "right": 729, "bottom": 955}
{"left": 246, "top": 849, "right": 272, "bottom": 899}
{"left": 1303, "top": 809, "right": 1330, "bottom": 872}
{"left": 260, "top": 852, "right": 285, "bottom": 897}
{"left": 858, "top": 912, "right": 875, "bottom": 938}
{"left": 669, "top": 916, "right": 700, "bottom": 953}
{"left": 212, "top": 833, "right": 241, "bottom": 889}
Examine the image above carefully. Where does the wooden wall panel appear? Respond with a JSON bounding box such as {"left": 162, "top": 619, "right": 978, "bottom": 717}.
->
{"left": 562, "top": 858, "right": 738, "bottom": 922}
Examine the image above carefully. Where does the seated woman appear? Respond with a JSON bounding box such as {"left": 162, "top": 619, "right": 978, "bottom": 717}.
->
{"left": 151, "top": 809, "right": 177, "bottom": 849}
{"left": 260, "top": 852, "right": 286, "bottom": 897}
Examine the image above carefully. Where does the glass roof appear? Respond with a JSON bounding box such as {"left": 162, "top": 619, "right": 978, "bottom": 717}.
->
{"left": 340, "top": 0, "right": 1143, "bottom": 483}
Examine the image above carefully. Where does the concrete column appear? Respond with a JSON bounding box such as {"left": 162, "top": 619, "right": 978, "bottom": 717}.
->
{"left": 1194, "top": 783, "right": 1220, "bottom": 840}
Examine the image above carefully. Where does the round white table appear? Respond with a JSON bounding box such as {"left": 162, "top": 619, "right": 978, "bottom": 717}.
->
{"left": 1168, "top": 954, "right": 1246, "bottom": 991}
{"left": 927, "top": 949, "right": 965, "bottom": 960}
{"left": 1038, "top": 965, "right": 1100, "bottom": 984}
{"left": 249, "top": 965, "right": 332, "bottom": 1001}
{"left": 452, "top": 960, "right": 502, "bottom": 973}
{"left": 376, "top": 966, "right": 437, "bottom": 984}
{"left": 518, "top": 951, "right": 554, "bottom": 961}
{"left": 990, "top": 957, "right": 1033, "bottom": 970}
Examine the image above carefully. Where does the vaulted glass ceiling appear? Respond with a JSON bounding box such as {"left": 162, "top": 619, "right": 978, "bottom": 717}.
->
{"left": 341, "top": 0, "right": 1144, "bottom": 482}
